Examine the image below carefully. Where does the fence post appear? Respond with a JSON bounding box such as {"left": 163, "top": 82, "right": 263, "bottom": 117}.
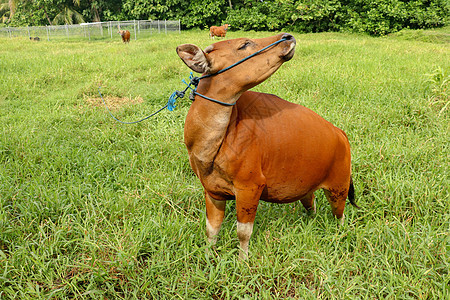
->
{"left": 134, "top": 20, "right": 137, "bottom": 40}
{"left": 158, "top": 20, "right": 160, "bottom": 34}
{"left": 179, "top": 20, "right": 181, "bottom": 34}
{"left": 27, "top": 26, "right": 30, "bottom": 39}
{"left": 165, "top": 20, "right": 167, "bottom": 34}
{"left": 109, "top": 21, "right": 112, "bottom": 39}
{"left": 66, "top": 25, "right": 69, "bottom": 38}
{"left": 46, "top": 25, "right": 50, "bottom": 41}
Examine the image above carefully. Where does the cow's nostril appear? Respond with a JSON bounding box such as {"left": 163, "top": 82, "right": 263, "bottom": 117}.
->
{"left": 282, "top": 33, "right": 294, "bottom": 41}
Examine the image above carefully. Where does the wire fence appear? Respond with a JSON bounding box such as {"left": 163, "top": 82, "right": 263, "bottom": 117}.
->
{"left": 0, "top": 20, "right": 181, "bottom": 41}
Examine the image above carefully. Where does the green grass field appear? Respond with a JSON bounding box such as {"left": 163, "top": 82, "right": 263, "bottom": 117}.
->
{"left": 0, "top": 28, "right": 449, "bottom": 299}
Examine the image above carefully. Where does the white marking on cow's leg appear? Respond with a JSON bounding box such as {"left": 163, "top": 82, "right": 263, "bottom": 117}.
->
{"left": 204, "top": 193, "right": 225, "bottom": 250}
{"left": 206, "top": 218, "right": 221, "bottom": 245}
{"left": 237, "top": 221, "right": 254, "bottom": 260}
{"left": 339, "top": 213, "right": 345, "bottom": 226}
{"left": 307, "top": 197, "right": 317, "bottom": 214}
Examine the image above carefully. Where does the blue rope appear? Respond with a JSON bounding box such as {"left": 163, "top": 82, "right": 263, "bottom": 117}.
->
{"left": 100, "top": 37, "right": 288, "bottom": 123}
{"left": 194, "top": 92, "right": 236, "bottom": 106}
{"left": 190, "top": 37, "right": 288, "bottom": 106}
{"left": 200, "top": 37, "right": 287, "bottom": 79}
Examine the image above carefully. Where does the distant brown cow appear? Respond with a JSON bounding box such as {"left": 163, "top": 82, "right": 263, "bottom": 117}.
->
{"left": 118, "top": 30, "right": 131, "bottom": 43}
{"left": 209, "top": 24, "right": 230, "bottom": 39}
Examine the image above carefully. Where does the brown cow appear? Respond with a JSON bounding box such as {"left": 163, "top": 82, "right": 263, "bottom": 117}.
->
{"left": 209, "top": 24, "right": 230, "bottom": 39}
{"left": 118, "top": 30, "right": 131, "bottom": 43}
{"left": 176, "top": 33, "right": 358, "bottom": 259}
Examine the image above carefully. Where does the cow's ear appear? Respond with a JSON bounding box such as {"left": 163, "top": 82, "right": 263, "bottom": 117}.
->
{"left": 176, "top": 44, "right": 211, "bottom": 74}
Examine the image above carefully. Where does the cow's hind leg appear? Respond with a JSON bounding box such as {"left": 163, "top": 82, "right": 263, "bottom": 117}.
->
{"left": 205, "top": 192, "right": 226, "bottom": 245}
{"left": 300, "top": 192, "right": 316, "bottom": 214}
{"left": 323, "top": 188, "right": 348, "bottom": 225}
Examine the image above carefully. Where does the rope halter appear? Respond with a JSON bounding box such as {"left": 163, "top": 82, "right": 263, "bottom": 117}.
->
{"left": 168, "top": 36, "right": 289, "bottom": 110}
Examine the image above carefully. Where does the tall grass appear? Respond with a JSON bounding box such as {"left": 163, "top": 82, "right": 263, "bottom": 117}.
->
{"left": 0, "top": 28, "right": 449, "bottom": 298}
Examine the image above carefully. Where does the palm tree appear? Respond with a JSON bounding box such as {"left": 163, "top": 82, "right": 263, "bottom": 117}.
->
{"left": 0, "top": 0, "right": 18, "bottom": 23}
{"left": 0, "top": 0, "right": 9, "bottom": 23}
{"left": 89, "top": 0, "right": 100, "bottom": 22}
{"left": 52, "top": 6, "right": 84, "bottom": 24}
{"left": 52, "top": 0, "right": 84, "bottom": 25}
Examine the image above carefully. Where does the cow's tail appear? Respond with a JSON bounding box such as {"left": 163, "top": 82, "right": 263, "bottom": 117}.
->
{"left": 348, "top": 177, "right": 360, "bottom": 209}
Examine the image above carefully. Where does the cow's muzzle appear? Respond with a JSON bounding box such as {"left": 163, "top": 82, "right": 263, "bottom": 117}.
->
{"left": 280, "top": 33, "right": 296, "bottom": 61}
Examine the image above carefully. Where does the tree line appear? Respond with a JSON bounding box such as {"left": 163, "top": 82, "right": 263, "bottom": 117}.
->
{"left": 1, "top": 0, "right": 448, "bottom": 35}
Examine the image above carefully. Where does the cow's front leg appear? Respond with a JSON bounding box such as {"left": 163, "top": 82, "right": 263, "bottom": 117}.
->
{"left": 235, "top": 187, "right": 263, "bottom": 260}
{"left": 205, "top": 192, "right": 226, "bottom": 245}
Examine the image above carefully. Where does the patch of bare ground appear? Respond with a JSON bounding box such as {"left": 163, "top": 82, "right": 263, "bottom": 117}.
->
{"left": 85, "top": 95, "right": 144, "bottom": 110}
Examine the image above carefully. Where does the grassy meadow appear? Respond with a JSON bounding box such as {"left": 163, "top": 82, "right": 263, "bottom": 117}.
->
{"left": 0, "top": 28, "right": 449, "bottom": 298}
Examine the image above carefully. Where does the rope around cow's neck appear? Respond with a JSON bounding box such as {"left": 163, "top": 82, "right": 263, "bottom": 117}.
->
{"left": 100, "top": 37, "right": 288, "bottom": 124}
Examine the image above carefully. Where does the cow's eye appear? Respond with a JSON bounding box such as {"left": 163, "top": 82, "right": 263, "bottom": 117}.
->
{"left": 238, "top": 41, "right": 252, "bottom": 50}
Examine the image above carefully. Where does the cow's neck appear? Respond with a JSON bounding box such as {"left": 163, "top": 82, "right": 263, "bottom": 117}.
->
{"left": 184, "top": 78, "right": 241, "bottom": 168}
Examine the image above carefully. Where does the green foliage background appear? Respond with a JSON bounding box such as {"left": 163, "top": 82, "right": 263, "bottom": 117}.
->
{"left": 3, "top": 0, "right": 449, "bottom": 35}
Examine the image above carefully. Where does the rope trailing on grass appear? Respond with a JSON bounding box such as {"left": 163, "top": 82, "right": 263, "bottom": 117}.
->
{"left": 98, "top": 87, "right": 168, "bottom": 124}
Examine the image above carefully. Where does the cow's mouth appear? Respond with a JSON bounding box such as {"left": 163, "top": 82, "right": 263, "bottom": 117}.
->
{"left": 280, "top": 33, "right": 296, "bottom": 61}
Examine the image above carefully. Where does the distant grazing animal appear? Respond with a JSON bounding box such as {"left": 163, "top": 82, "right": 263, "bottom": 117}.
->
{"left": 118, "top": 30, "right": 131, "bottom": 43}
{"left": 176, "top": 33, "right": 358, "bottom": 259}
{"left": 209, "top": 24, "right": 230, "bottom": 39}
{"left": 30, "top": 37, "right": 40, "bottom": 41}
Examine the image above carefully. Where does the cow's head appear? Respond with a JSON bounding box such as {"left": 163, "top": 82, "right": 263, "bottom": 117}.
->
{"left": 176, "top": 33, "right": 296, "bottom": 94}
